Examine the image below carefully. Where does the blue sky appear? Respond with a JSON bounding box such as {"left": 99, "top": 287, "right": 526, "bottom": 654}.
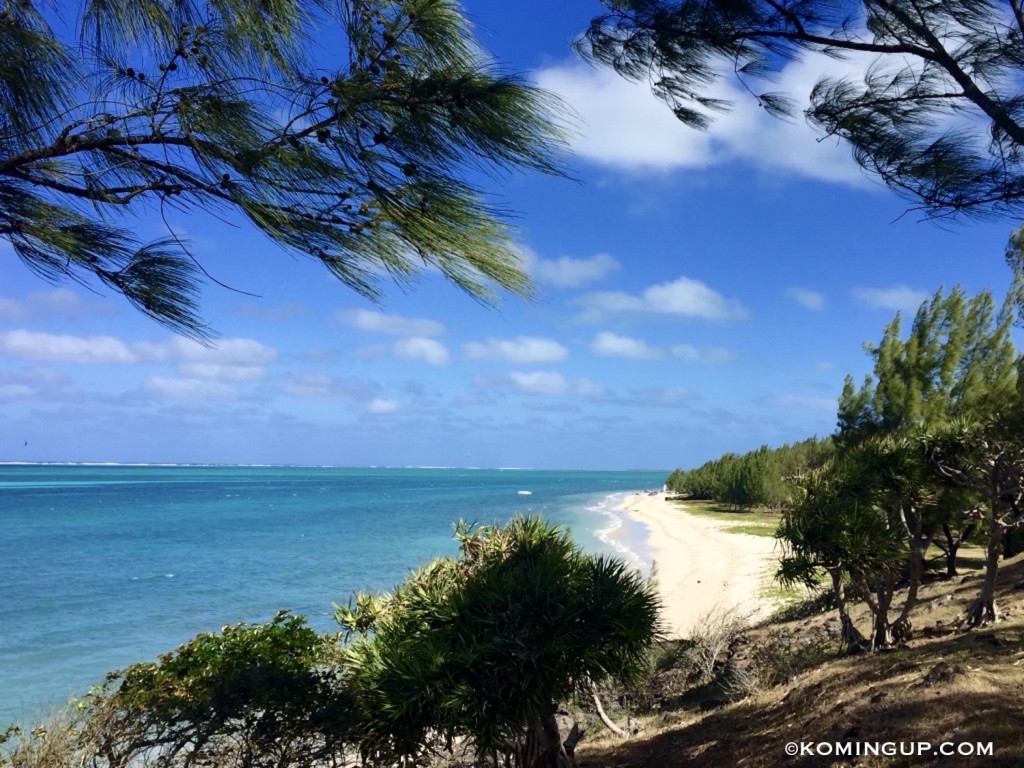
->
{"left": 1, "top": 0, "right": 1020, "bottom": 470}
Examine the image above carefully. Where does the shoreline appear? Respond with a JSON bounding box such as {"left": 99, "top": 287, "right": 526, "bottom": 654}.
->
{"left": 614, "top": 492, "right": 780, "bottom": 639}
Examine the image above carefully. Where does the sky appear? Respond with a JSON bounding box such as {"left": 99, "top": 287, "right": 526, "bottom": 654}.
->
{"left": 1, "top": 1, "right": 1021, "bottom": 471}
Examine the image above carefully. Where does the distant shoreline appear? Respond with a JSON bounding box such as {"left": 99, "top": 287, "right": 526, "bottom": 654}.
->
{"left": 0, "top": 462, "right": 669, "bottom": 472}
{"left": 616, "top": 492, "right": 779, "bottom": 639}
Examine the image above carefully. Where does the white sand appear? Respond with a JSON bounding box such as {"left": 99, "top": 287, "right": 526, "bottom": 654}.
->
{"left": 617, "top": 492, "right": 781, "bottom": 639}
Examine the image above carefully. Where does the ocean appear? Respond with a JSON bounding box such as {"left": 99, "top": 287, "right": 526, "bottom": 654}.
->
{"left": 0, "top": 464, "right": 664, "bottom": 725}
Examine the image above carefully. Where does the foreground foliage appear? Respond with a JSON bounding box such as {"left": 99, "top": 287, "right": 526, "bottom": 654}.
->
{"left": 338, "top": 516, "right": 661, "bottom": 767}
{"left": 2, "top": 517, "right": 658, "bottom": 768}
{"left": 582, "top": 0, "right": 1024, "bottom": 219}
{"left": 2, "top": 0, "right": 566, "bottom": 337}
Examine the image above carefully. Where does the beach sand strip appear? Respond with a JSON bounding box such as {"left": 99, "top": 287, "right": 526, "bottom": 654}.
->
{"left": 618, "top": 492, "right": 781, "bottom": 639}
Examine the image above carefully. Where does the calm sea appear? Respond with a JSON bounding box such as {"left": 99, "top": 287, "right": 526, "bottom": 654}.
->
{"left": 0, "top": 465, "right": 664, "bottom": 725}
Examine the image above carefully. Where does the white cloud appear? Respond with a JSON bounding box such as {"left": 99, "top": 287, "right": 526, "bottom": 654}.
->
{"left": 591, "top": 332, "right": 663, "bottom": 359}
{"left": 509, "top": 371, "right": 569, "bottom": 395}
{"left": 530, "top": 252, "right": 620, "bottom": 288}
{"left": 129, "top": 337, "right": 277, "bottom": 381}
{"left": 342, "top": 309, "right": 445, "bottom": 337}
{"left": 670, "top": 344, "right": 735, "bottom": 364}
{"left": 787, "top": 287, "right": 825, "bottom": 310}
{"left": 463, "top": 336, "right": 569, "bottom": 364}
{"left": 143, "top": 377, "right": 239, "bottom": 400}
{"left": 0, "top": 330, "right": 138, "bottom": 363}
{"left": 178, "top": 363, "right": 267, "bottom": 382}
{"left": 581, "top": 276, "right": 748, "bottom": 321}
{"left": 534, "top": 64, "right": 717, "bottom": 171}
{"left": 366, "top": 398, "right": 400, "bottom": 414}
{"left": 169, "top": 338, "right": 277, "bottom": 364}
{"left": 853, "top": 285, "right": 930, "bottom": 313}
{"left": 394, "top": 337, "right": 451, "bottom": 366}
{"left": 534, "top": 57, "right": 870, "bottom": 185}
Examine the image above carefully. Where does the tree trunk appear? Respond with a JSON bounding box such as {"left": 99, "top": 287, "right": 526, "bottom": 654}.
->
{"left": 891, "top": 513, "right": 926, "bottom": 642}
{"left": 829, "top": 568, "right": 865, "bottom": 651}
{"left": 512, "top": 711, "right": 578, "bottom": 768}
{"left": 861, "top": 574, "right": 895, "bottom": 652}
{"left": 941, "top": 521, "right": 976, "bottom": 578}
{"left": 963, "top": 508, "right": 1003, "bottom": 629}
{"left": 591, "top": 685, "right": 628, "bottom": 737}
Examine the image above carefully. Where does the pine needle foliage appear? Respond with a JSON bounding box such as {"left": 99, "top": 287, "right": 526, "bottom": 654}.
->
{"left": 336, "top": 515, "right": 661, "bottom": 767}
{"left": 580, "top": 1, "right": 1024, "bottom": 219}
{"left": 0, "top": 0, "right": 567, "bottom": 338}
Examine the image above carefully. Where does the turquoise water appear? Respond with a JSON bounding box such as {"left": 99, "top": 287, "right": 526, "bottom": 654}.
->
{"left": 0, "top": 465, "right": 663, "bottom": 725}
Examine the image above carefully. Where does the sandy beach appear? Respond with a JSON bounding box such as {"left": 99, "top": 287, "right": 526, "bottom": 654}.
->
{"left": 617, "top": 492, "right": 781, "bottom": 639}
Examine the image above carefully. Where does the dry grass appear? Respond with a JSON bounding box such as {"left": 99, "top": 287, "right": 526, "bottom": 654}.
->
{"left": 577, "top": 554, "right": 1024, "bottom": 767}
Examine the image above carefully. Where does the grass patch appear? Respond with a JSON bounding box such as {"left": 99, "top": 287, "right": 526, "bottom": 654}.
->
{"left": 670, "top": 499, "right": 780, "bottom": 537}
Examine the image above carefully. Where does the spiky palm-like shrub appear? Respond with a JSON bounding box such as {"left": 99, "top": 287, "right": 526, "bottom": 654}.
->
{"left": 336, "top": 516, "right": 661, "bottom": 768}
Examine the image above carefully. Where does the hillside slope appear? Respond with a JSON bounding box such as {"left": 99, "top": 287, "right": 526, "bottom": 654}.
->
{"left": 578, "top": 555, "right": 1024, "bottom": 767}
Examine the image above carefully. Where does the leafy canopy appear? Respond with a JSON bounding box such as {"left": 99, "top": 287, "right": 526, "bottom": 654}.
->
{"left": 336, "top": 515, "right": 661, "bottom": 766}
{"left": 581, "top": 1, "right": 1024, "bottom": 219}
{"left": 98, "top": 612, "right": 353, "bottom": 768}
{"left": 1, "top": 0, "right": 566, "bottom": 338}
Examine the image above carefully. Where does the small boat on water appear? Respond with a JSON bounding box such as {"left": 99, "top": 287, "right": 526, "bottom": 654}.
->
{"left": 517, "top": 490, "right": 532, "bottom": 496}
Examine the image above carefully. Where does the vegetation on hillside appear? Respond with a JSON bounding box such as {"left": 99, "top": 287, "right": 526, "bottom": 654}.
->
{"left": 668, "top": 261, "right": 1024, "bottom": 650}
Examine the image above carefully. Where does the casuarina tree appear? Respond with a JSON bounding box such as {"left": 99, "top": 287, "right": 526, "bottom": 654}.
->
{"left": 2, "top": 0, "right": 566, "bottom": 338}
{"left": 580, "top": 1, "right": 1024, "bottom": 219}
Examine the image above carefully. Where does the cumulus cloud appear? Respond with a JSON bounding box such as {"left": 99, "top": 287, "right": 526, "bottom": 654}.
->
{"left": 0, "top": 330, "right": 138, "bottom": 363}
{"left": 177, "top": 363, "right": 267, "bottom": 382}
{"left": 591, "top": 332, "right": 663, "bottom": 359}
{"left": 167, "top": 338, "right": 277, "bottom": 364}
{"left": 394, "top": 337, "right": 451, "bottom": 366}
{"left": 143, "top": 377, "right": 239, "bottom": 400}
{"left": 787, "top": 287, "right": 825, "bottom": 310}
{"left": 499, "top": 371, "right": 604, "bottom": 397}
{"left": 132, "top": 337, "right": 277, "bottom": 381}
{"left": 463, "top": 336, "right": 569, "bottom": 364}
{"left": 534, "top": 57, "right": 869, "bottom": 185}
{"left": 853, "top": 285, "right": 930, "bottom": 313}
{"left": 509, "top": 370, "right": 568, "bottom": 395}
{"left": 342, "top": 309, "right": 445, "bottom": 337}
{"left": 530, "top": 252, "right": 620, "bottom": 288}
{"left": 580, "top": 276, "right": 748, "bottom": 321}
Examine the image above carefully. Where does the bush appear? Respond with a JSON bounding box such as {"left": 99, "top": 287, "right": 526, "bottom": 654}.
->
{"left": 337, "top": 516, "right": 661, "bottom": 767}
